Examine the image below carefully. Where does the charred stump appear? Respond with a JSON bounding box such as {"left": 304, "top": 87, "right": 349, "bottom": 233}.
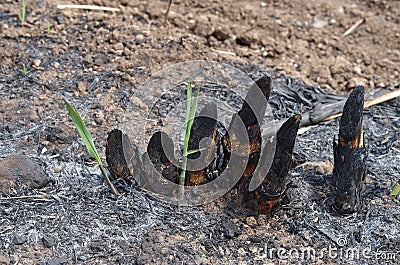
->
{"left": 225, "top": 76, "right": 272, "bottom": 192}
{"left": 105, "top": 129, "right": 134, "bottom": 182}
{"left": 246, "top": 114, "right": 301, "bottom": 215}
{"left": 331, "top": 85, "right": 367, "bottom": 214}
{"left": 106, "top": 75, "right": 303, "bottom": 215}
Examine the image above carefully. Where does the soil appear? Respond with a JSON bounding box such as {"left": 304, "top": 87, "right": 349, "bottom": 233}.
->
{"left": 0, "top": 0, "right": 399, "bottom": 264}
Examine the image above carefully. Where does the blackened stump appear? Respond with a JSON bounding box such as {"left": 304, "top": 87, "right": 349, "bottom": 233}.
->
{"left": 226, "top": 76, "right": 273, "bottom": 192}
{"left": 251, "top": 114, "right": 301, "bottom": 215}
{"left": 332, "top": 85, "right": 367, "bottom": 214}
{"left": 106, "top": 129, "right": 133, "bottom": 181}
{"left": 147, "top": 131, "right": 180, "bottom": 184}
{"left": 186, "top": 103, "right": 219, "bottom": 186}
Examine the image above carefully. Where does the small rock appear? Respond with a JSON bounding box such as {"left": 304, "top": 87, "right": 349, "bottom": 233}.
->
{"left": 111, "top": 30, "right": 122, "bottom": 41}
{"left": 53, "top": 62, "right": 60, "bottom": 69}
{"left": 56, "top": 14, "right": 64, "bottom": 24}
{"left": 216, "top": 219, "right": 240, "bottom": 239}
{"left": 0, "top": 254, "right": 10, "bottom": 265}
{"left": 245, "top": 216, "right": 258, "bottom": 226}
{"left": 353, "top": 66, "right": 362, "bottom": 75}
{"left": 130, "top": 96, "right": 148, "bottom": 110}
{"left": 312, "top": 17, "right": 328, "bottom": 29}
{"left": 114, "top": 42, "right": 124, "bottom": 51}
{"left": 94, "top": 58, "right": 104, "bottom": 66}
{"left": 117, "top": 239, "right": 129, "bottom": 249}
{"left": 212, "top": 26, "right": 232, "bottom": 41}
{"left": 13, "top": 234, "right": 27, "bottom": 245}
{"left": 0, "top": 155, "right": 50, "bottom": 192}
{"left": 47, "top": 256, "right": 67, "bottom": 265}
{"left": 237, "top": 247, "right": 246, "bottom": 256}
{"left": 260, "top": 2, "right": 267, "bottom": 7}
{"left": 135, "top": 34, "right": 144, "bottom": 41}
{"left": 76, "top": 82, "right": 87, "bottom": 92}
{"left": 135, "top": 34, "right": 146, "bottom": 45}
{"left": 249, "top": 246, "right": 258, "bottom": 253}
{"left": 90, "top": 241, "right": 104, "bottom": 252}
{"left": 160, "top": 247, "right": 169, "bottom": 255}
{"left": 42, "top": 234, "right": 56, "bottom": 247}
{"left": 236, "top": 35, "right": 252, "bottom": 46}
{"left": 136, "top": 255, "right": 148, "bottom": 265}
{"left": 33, "top": 59, "right": 41, "bottom": 68}
{"left": 330, "top": 56, "right": 351, "bottom": 75}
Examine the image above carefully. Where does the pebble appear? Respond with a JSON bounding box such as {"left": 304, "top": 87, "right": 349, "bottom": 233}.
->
{"left": 90, "top": 241, "right": 104, "bottom": 252}
{"left": 0, "top": 255, "right": 10, "bottom": 265}
{"left": 47, "top": 256, "right": 67, "bottom": 265}
{"left": 0, "top": 155, "right": 50, "bottom": 192}
{"left": 33, "top": 59, "right": 41, "bottom": 68}
{"left": 260, "top": 2, "right": 267, "bottom": 7}
{"left": 212, "top": 26, "right": 232, "bottom": 41}
{"left": 76, "top": 81, "right": 87, "bottom": 92}
{"left": 136, "top": 255, "right": 148, "bottom": 265}
{"left": 237, "top": 247, "right": 246, "bottom": 256}
{"left": 13, "top": 234, "right": 27, "bottom": 245}
{"left": 42, "top": 234, "right": 56, "bottom": 248}
{"left": 135, "top": 34, "right": 144, "bottom": 42}
{"left": 114, "top": 42, "right": 124, "bottom": 51}
{"left": 130, "top": 96, "right": 148, "bottom": 111}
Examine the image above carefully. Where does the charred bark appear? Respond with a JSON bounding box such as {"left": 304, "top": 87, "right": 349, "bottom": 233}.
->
{"left": 225, "top": 76, "right": 273, "bottom": 191}
{"left": 186, "top": 103, "right": 219, "bottom": 186}
{"left": 146, "top": 131, "right": 180, "bottom": 184}
{"left": 106, "top": 129, "right": 133, "bottom": 181}
{"left": 250, "top": 114, "right": 301, "bottom": 215}
{"left": 331, "top": 85, "right": 367, "bottom": 214}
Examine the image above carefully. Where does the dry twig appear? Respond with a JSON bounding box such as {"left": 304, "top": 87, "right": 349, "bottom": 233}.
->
{"left": 341, "top": 17, "right": 366, "bottom": 39}
{"left": 57, "top": 5, "right": 120, "bottom": 12}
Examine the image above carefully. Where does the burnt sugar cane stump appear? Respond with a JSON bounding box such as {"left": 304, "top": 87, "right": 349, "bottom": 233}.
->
{"left": 331, "top": 85, "right": 367, "bottom": 214}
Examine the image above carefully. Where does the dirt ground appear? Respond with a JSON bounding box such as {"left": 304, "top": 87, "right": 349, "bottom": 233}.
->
{"left": 0, "top": 0, "right": 399, "bottom": 264}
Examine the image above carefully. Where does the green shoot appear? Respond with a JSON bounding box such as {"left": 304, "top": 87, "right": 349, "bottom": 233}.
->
{"left": 178, "top": 81, "right": 200, "bottom": 199}
{"left": 64, "top": 100, "right": 119, "bottom": 195}
{"left": 22, "top": 64, "right": 27, "bottom": 75}
{"left": 390, "top": 180, "right": 400, "bottom": 197}
{"left": 19, "top": 0, "right": 27, "bottom": 23}
{"left": 46, "top": 21, "right": 51, "bottom": 33}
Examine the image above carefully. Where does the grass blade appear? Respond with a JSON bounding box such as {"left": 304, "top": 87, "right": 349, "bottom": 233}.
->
{"left": 390, "top": 181, "right": 400, "bottom": 196}
{"left": 178, "top": 82, "right": 201, "bottom": 199}
{"left": 64, "top": 99, "right": 119, "bottom": 195}
{"left": 64, "top": 100, "right": 101, "bottom": 165}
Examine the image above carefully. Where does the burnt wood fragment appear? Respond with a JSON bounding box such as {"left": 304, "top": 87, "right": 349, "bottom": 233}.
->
{"left": 147, "top": 131, "right": 180, "bottom": 184}
{"left": 226, "top": 76, "right": 273, "bottom": 191}
{"left": 186, "top": 103, "right": 219, "bottom": 186}
{"left": 332, "top": 85, "right": 367, "bottom": 214}
{"left": 106, "top": 129, "right": 133, "bottom": 181}
{"left": 252, "top": 114, "right": 301, "bottom": 215}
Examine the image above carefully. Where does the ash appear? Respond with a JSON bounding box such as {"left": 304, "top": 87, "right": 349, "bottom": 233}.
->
{"left": 0, "top": 72, "right": 399, "bottom": 265}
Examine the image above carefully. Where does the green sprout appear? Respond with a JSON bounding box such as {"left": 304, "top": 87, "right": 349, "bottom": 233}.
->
{"left": 390, "top": 180, "right": 400, "bottom": 197}
{"left": 178, "top": 81, "right": 200, "bottom": 199}
{"left": 19, "top": 0, "right": 27, "bottom": 23}
{"left": 46, "top": 21, "right": 51, "bottom": 33}
{"left": 22, "top": 64, "right": 27, "bottom": 75}
{"left": 64, "top": 100, "right": 119, "bottom": 195}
